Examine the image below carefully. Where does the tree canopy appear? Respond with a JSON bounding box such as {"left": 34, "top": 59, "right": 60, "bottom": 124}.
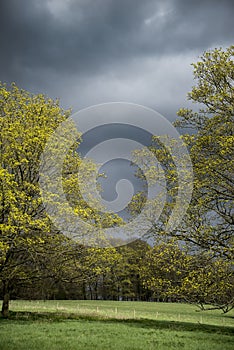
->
{"left": 0, "top": 83, "right": 120, "bottom": 317}
{"left": 0, "top": 45, "right": 233, "bottom": 317}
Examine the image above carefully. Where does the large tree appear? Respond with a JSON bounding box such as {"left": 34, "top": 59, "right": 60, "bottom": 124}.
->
{"left": 0, "top": 83, "right": 68, "bottom": 316}
{"left": 174, "top": 45, "right": 234, "bottom": 259}
{"left": 128, "top": 46, "right": 234, "bottom": 311}
{"left": 0, "top": 83, "right": 120, "bottom": 317}
{"left": 131, "top": 46, "right": 233, "bottom": 259}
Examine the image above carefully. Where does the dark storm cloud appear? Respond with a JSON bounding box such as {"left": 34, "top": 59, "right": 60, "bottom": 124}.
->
{"left": 0, "top": 0, "right": 156, "bottom": 79}
{"left": 0, "top": 0, "right": 233, "bottom": 113}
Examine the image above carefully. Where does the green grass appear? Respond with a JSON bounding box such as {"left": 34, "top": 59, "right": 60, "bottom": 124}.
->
{"left": 0, "top": 300, "right": 233, "bottom": 350}
{"left": 8, "top": 299, "right": 234, "bottom": 327}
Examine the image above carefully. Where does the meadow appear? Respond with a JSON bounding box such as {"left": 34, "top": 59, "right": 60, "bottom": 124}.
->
{"left": 0, "top": 300, "right": 233, "bottom": 350}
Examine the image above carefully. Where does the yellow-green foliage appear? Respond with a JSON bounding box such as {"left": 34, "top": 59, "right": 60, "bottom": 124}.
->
{"left": 0, "top": 83, "right": 122, "bottom": 317}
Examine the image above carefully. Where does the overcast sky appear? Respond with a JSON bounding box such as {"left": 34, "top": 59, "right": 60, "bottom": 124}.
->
{"left": 0, "top": 0, "right": 233, "bottom": 120}
{"left": 1, "top": 0, "right": 233, "bottom": 229}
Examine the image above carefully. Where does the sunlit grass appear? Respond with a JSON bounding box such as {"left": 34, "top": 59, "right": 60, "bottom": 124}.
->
{"left": 0, "top": 300, "right": 233, "bottom": 350}
{"left": 8, "top": 300, "right": 234, "bottom": 327}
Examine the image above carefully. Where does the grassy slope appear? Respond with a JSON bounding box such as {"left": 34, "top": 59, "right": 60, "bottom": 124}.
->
{"left": 0, "top": 300, "right": 233, "bottom": 350}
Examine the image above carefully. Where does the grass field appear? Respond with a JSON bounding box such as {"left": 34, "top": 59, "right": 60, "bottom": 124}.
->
{"left": 0, "top": 300, "right": 233, "bottom": 350}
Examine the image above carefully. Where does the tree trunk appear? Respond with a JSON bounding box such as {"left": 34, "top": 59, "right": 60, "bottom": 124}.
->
{"left": 1, "top": 281, "right": 10, "bottom": 318}
{"left": 82, "top": 282, "right": 87, "bottom": 300}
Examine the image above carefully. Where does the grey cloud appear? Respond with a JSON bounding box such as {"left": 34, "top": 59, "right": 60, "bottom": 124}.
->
{"left": 0, "top": 0, "right": 233, "bottom": 114}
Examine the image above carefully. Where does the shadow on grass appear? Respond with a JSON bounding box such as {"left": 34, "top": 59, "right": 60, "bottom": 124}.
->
{"left": 1, "top": 311, "right": 233, "bottom": 336}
